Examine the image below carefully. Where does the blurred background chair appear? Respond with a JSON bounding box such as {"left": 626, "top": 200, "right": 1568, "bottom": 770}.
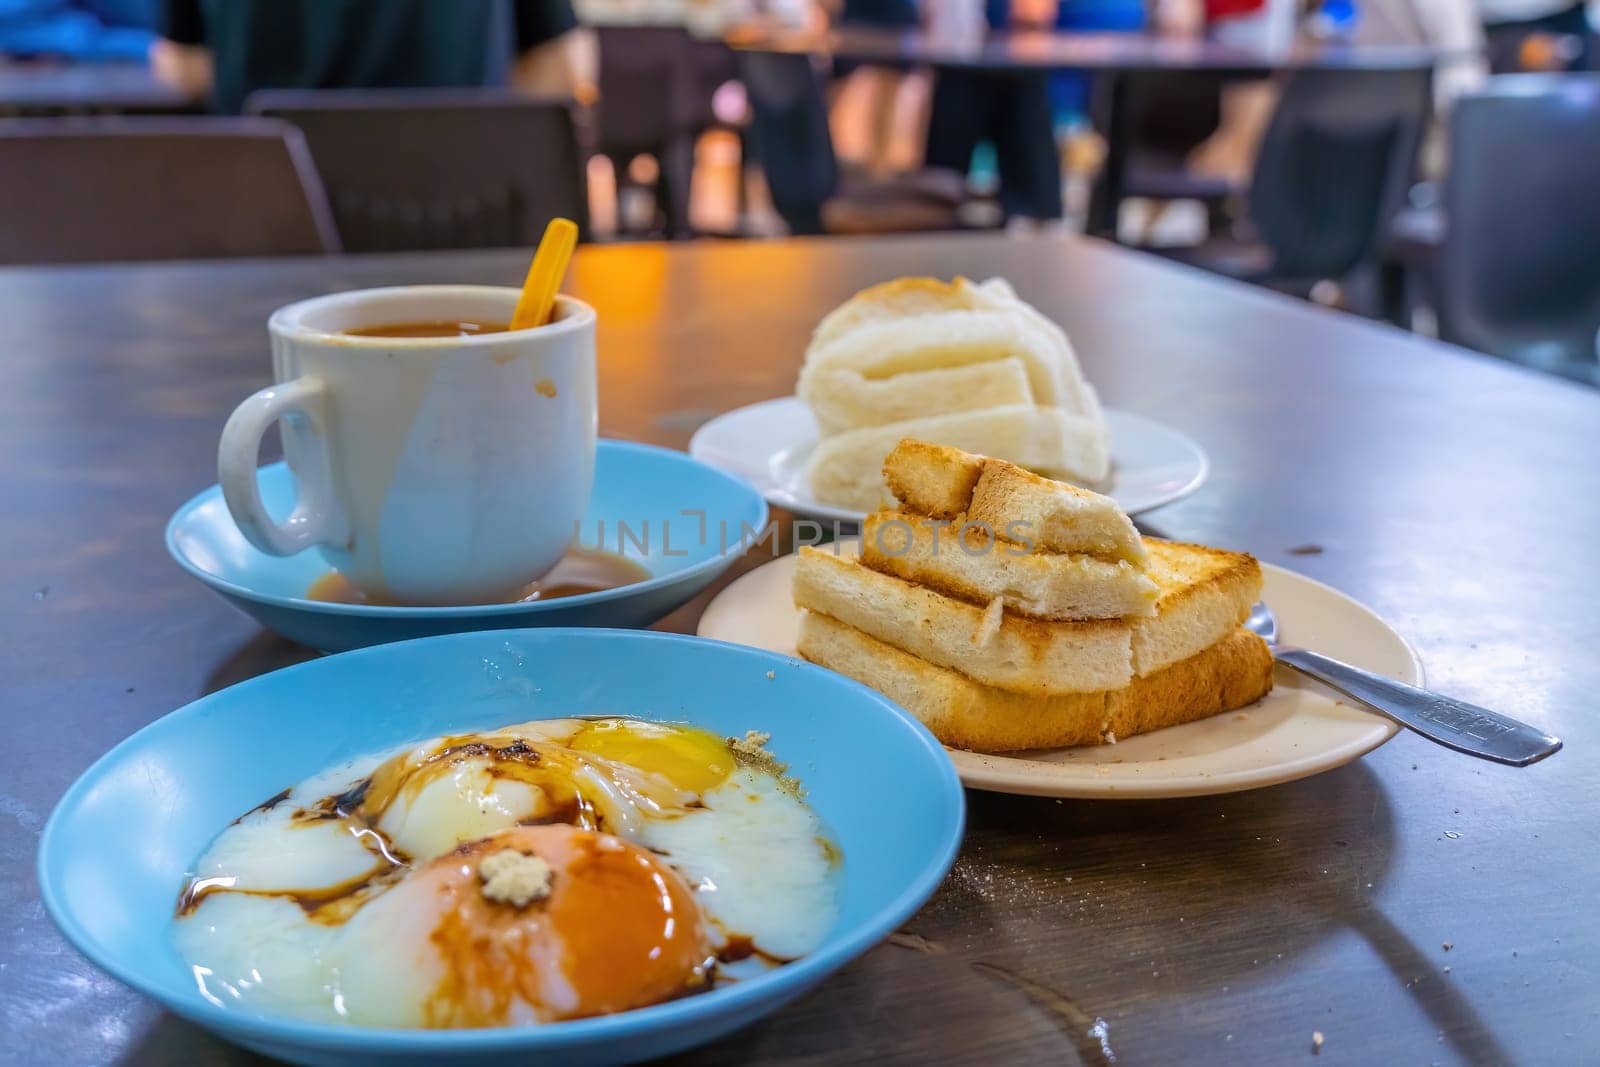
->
{"left": 739, "top": 49, "right": 972, "bottom": 237}
{"left": 0, "top": 117, "right": 337, "bottom": 264}
{"left": 592, "top": 24, "right": 706, "bottom": 239}
{"left": 247, "top": 89, "right": 587, "bottom": 253}
{"left": 1115, "top": 72, "right": 1232, "bottom": 237}
{"left": 1159, "top": 66, "right": 1431, "bottom": 312}
{"left": 1432, "top": 74, "right": 1600, "bottom": 384}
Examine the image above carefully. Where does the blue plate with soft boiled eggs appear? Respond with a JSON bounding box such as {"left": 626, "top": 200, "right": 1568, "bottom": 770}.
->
{"left": 38, "top": 627, "right": 965, "bottom": 1065}
{"left": 167, "top": 440, "right": 769, "bottom": 651}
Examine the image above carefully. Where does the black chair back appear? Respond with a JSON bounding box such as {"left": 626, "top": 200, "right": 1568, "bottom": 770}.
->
{"left": 0, "top": 118, "right": 337, "bottom": 264}
{"left": 736, "top": 50, "right": 838, "bottom": 236}
{"left": 1249, "top": 68, "right": 1431, "bottom": 281}
{"left": 1437, "top": 74, "right": 1600, "bottom": 377}
{"left": 247, "top": 89, "right": 587, "bottom": 253}
{"left": 594, "top": 26, "right": 703, "bottom": 156}
{"left": 1125, "top": 72, "right": 1224, "bottom": 168}
{"left": 593, "top": 26, "right": 716, "bottom": 239}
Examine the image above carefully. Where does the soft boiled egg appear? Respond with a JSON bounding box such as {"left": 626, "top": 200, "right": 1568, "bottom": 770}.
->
{"left": 175, "top": 718, "right": 840, "bottom": 1028}
{"left": 338, "top": 825, "right": 713, "bottom": 1026}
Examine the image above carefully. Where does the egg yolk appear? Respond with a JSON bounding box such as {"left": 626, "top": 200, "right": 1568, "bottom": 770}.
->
{"left": 569, "top": 720, "right": 735, "bottom": 794}
{"left": 419, "top": 824, "right": 713, "bottom": 1026}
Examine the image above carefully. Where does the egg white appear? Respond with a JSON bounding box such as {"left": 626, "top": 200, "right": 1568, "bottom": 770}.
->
{"left": 177, "top": 894, "right": 343, "bottom": 1021}
{"left": 639, "top": 767, "right": 839, "bottom": 963}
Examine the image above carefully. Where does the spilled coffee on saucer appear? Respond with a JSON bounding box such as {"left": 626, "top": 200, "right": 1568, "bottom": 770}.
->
{"left": 307, "top": 548, "right": 648, "bottom": 606}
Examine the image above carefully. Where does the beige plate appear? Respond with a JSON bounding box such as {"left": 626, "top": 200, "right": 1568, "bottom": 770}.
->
{"left": 696, "top": 544, "right": 1422, "bottom": 798}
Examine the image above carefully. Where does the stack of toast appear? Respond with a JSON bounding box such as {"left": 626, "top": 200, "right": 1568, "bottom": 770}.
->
{"left": 797, "top": 278, "right": 1110, "bottom": 512}
{"left": 793, "top": 441, "right": 1275, "bottom": 752}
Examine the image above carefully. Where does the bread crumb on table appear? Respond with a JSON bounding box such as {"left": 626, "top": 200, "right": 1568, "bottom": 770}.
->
{"left": 478, "top": 848, "right": 553, "bottom": 908}
{"left": 765, "top": 670, "right": 775, "bottom": 680}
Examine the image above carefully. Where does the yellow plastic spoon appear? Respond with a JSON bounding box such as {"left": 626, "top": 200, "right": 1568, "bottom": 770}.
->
{"left": 510, "top": 217, "right": 579, "bottom": 330}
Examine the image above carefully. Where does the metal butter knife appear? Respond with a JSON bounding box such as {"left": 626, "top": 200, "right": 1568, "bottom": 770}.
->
{"left": 1245, "top": 603, "right": 1562, "bottom": 767}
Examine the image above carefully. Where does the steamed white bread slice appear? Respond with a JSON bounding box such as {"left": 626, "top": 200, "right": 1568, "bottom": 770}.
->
{"left": 805, "top": 404, "right": 1111, "bottom": 513}
{"left": 810, "top": 276, "right": 990, "bottom": 351}
{"left": 973, "top": 277, "right": 1104, "bottom": 426}
{"left": 803, "top": 357, "right": 1034, "bottom": 436}
{"left": 800, "top": 308, "right": 1072, "bottom": 411}
{"left": 801, "top": 277, "right": 1102, "bottom": 429}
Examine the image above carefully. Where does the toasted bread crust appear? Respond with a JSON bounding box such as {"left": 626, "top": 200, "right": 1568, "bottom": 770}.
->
{"left": 881, "top": 439, "right": 1141, "bottom": 562}
{"left": 967, "top": 458, "right": 1146, "bottom": 564}
{"left": 797, "top": 611, "right": 1108, "bottom": 751}
{"left": 861, "top": 510, "right": 1158, "bottom": 621}
{"left": 1133, "top": 539, "right": 1263, "bottom": 674}
{"left": 792, "top": 546, "right": 1133, "bottom": 694}
{"left": 1107, "top": 629, "right": 1273, "bottom": 740}
{"left": 882, "top": 440, "right": 985, "bottom": 519}
{"left": 799, "top": 614, "right": 1274, "bottom": 753}
{"left": 1143, "top": 539, "right": 1262, "bottom": 610}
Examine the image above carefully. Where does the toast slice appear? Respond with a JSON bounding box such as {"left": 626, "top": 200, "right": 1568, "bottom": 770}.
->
{"left": 861, "top": 510, "right": 1159, "bottom": 621}
{"left": 798, "top": 611, "right": 1274, "bottom": 752}
{"left": 805, "top": 405, "right": 1111, "bottom": 514}
{"left": 797, "top": 610, "right": 1108, "bottom": 750}
{"left": 882, "top": 440, "right": 1146, "bottom": 564}
{"left": 1103, "top": 627, "right": 1275, "bottom": 744}
{"left": 880, "top": 439, "right": 986, "bottom": 520}
{"left": 792, "top": 546, "right": 1134, "bottom": 694}
{"left": 802, "top": 357, "right": 1034, "bottom": 436}
{"left": 791, "top": 538, "right": 1262, "bottom": 691}
{"left": 1135, "top": 540, "right": 1262, "bottom": 675}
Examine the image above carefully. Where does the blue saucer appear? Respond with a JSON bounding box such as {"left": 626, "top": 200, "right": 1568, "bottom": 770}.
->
{"left": 167, "top": 440, "right": 768, "bottom": 652}
{"left": 39, "top": 628, "right": 965, "bottom": 1065}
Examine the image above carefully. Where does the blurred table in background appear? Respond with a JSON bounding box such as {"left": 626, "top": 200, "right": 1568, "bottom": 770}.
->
{"left": 729, "top": 27, "right": 1446, "bottom": 236}
{"left": 0, "top": 59, "right": 199, "bottom": 115}
{"left": 727, "top": 26, "right": 1446, "bottom": 74}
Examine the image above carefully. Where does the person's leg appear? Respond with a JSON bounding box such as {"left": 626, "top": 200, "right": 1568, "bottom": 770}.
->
{"left": 862, "top": 66, "right": 909, "bottom": 175}
{"left": 924, "top": 70, "right": 989, "bottom": 176}
{"left": 657, "top": 132, "right": 696, "bottom": 239}
{"left": 993, "top": 73, "right": 1064, "bottom": 220}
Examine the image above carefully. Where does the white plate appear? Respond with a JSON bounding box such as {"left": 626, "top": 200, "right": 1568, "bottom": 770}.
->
{"left": 688, "top": 397, "right": 1209, "bottom": 524}
{"left": 696, "top": 544, "right": 1422, "bottom": 798}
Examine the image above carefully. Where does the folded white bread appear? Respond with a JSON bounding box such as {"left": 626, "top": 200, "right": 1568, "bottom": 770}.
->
{"left": 798, "top": 277, "right": 1109, "bottom": 511}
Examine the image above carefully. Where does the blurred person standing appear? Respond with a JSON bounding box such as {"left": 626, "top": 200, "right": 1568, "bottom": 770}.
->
{"left": 924, "top": 0, "right": 1065, "bottom": 222}
{"left": 833, "top": 0, "right": 921, "bottom": 177}
{"left": 150, "top": 0, "right": 582, "bottom": 113}
{"left": 1178, "top": 0, "right": 1293, "bottom": 187}
{"left": 1357, "top": 0, "right": 1486, "bottom": 130}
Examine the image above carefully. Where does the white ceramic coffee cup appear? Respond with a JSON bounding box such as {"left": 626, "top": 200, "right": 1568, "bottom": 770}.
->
{"left": 218, "top": 285, "right": 597, "bottom": 605}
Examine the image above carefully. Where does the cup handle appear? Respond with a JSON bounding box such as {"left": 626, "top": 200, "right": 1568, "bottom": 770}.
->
{"left": 218, "top": 376, "right": 351, "bottom": 557}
